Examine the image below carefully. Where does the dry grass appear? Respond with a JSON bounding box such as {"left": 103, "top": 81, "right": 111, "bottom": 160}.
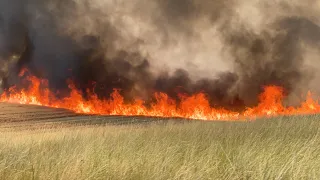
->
{"left": 1, "top": 115, "right": 320, "bottom": 180}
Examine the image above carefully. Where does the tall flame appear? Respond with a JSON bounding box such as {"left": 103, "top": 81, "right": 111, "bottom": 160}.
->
{"left": 1, "top": 70, "right": 319, "bottom": 121}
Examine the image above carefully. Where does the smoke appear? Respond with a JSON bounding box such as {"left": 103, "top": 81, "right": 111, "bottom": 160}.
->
{"left": 0, "top": 0, "right": 320, "bottom": 108}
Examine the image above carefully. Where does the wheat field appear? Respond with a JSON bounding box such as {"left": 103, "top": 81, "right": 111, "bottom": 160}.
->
{"left": 0, "top": 103, "right": 320, "bottom": 179}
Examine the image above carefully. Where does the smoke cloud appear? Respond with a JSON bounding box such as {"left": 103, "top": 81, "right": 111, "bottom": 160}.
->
{"left": 0, "top": 0, "right": 320, "bottom": 109}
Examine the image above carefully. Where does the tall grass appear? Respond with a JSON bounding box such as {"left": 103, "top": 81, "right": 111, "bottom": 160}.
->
{"left": 1, "top": 115, "right": 320, "bottom": 180}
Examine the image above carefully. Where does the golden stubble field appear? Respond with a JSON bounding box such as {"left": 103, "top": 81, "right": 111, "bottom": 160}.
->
{"left": 0, "top": 103, "right": 320, "bottom": 180}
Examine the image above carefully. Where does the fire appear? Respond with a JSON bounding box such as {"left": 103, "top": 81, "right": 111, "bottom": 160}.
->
{"left": 1, "top": 70, "right": 320, "bottom": 121}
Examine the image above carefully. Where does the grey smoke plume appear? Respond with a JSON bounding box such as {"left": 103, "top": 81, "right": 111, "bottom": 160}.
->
{"left": 0, "top": 0, "right": 320, "bottom": 109}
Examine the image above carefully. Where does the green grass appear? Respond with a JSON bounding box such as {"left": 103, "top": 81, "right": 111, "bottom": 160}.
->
{"left": 1, "top": 115, "right": 320, "bottom": 180}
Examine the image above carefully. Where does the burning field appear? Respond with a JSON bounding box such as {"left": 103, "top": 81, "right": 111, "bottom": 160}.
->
{"left": 1, "top": 69, "right": 320, "bottom": 121}
{"left": 0, "top": 0, "right": 320, "bottom": 121}
{"left": 1, "top": 0, "right": 320, "bottom": 179}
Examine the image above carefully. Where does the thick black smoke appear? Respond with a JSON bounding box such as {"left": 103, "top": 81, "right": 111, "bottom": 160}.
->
{"left": 1, "top": 0, "right": 320, "bottom": 109}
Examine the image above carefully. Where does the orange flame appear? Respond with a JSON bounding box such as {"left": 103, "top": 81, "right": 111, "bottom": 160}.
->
{"left": 1, "top": 70, "right": 320, "bottom": 121}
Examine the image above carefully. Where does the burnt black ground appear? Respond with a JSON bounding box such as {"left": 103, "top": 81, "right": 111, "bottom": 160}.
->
{"left": 0, "top": 103, "right": 196, "bottom": 130}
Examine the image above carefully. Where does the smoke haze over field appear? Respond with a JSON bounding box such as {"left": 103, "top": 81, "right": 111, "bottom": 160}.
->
{"left": 0, "top": 0, "right": 320, "bottom": 108}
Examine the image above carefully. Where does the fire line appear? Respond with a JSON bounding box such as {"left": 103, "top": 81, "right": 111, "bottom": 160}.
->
{"left": 1, "top": 70, "right": 320, "bottom": 121}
